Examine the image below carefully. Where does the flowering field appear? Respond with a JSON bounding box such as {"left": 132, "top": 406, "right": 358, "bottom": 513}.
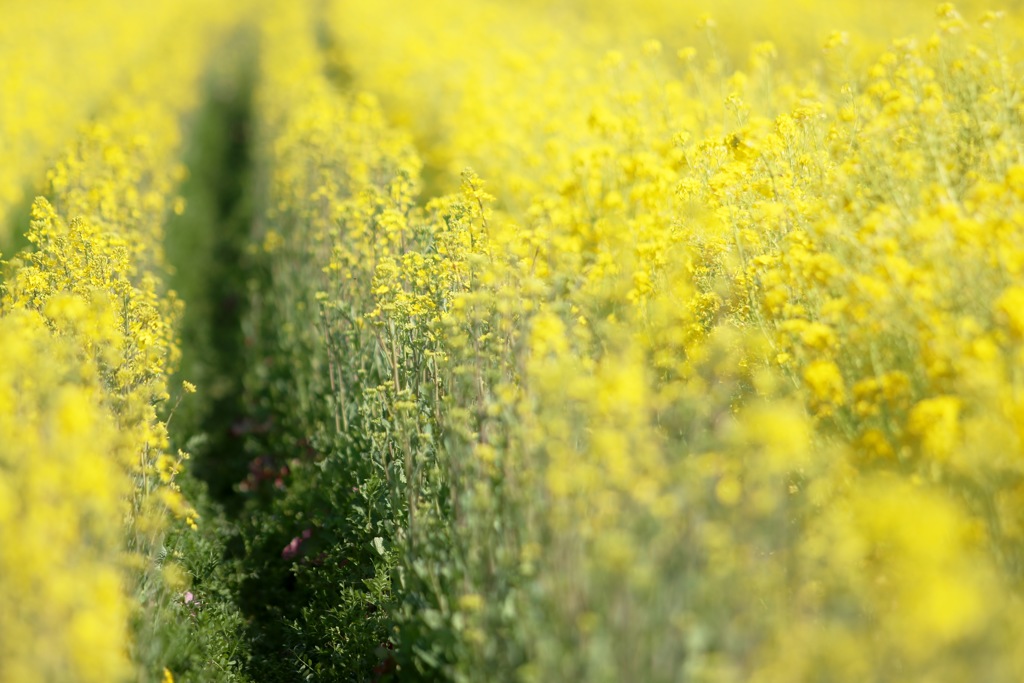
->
{"left": 3, "top": 1, "right": 1024, "bottom": 681}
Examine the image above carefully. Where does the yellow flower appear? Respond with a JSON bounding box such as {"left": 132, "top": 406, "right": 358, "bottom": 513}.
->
{"left": 907, "top": 396, "right": 961, "bottom": 461}
{"left": 803, "top": 360, "right": 846, "bottom": 415}
{"left": 994, "top": 286, "right": 1024, "bottom": 340}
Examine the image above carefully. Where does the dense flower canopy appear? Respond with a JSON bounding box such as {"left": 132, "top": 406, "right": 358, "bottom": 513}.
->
{"left": 2, "top": 1, "right": 1024, "bottom": 681}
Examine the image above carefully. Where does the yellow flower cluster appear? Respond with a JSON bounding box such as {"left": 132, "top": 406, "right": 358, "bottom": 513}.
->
{"left": 0, "top": 3, "right": 246, "bottom": 681}
{"left": 252, "top": 0, "right": 426, "bottom": 444}
{"left": 0, "top": 310, "right": 131, "bottom": 682}
{"left": 305, "top": 1, "right": 1024, "bottom": 680}
{"left": 0, "top": 0, "right": 202, "bottom": 245}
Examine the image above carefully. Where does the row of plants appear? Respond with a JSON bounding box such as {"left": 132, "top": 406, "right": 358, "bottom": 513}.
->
{"left": 0, "top": 4, "right": 256, "bottom": 681}
{"left": 245, "top": 1, "right": 1024, "bottom": 680}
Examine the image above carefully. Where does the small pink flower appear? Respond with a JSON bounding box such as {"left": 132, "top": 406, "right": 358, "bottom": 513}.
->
{"left": 282, "top": 528, "right": 313, "bottom": 560}
{"left": 282, "top": 537, "right": 301, "bottom": 560}
{"left": 183, "top": 591, "right": 195, "bottom": 604}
